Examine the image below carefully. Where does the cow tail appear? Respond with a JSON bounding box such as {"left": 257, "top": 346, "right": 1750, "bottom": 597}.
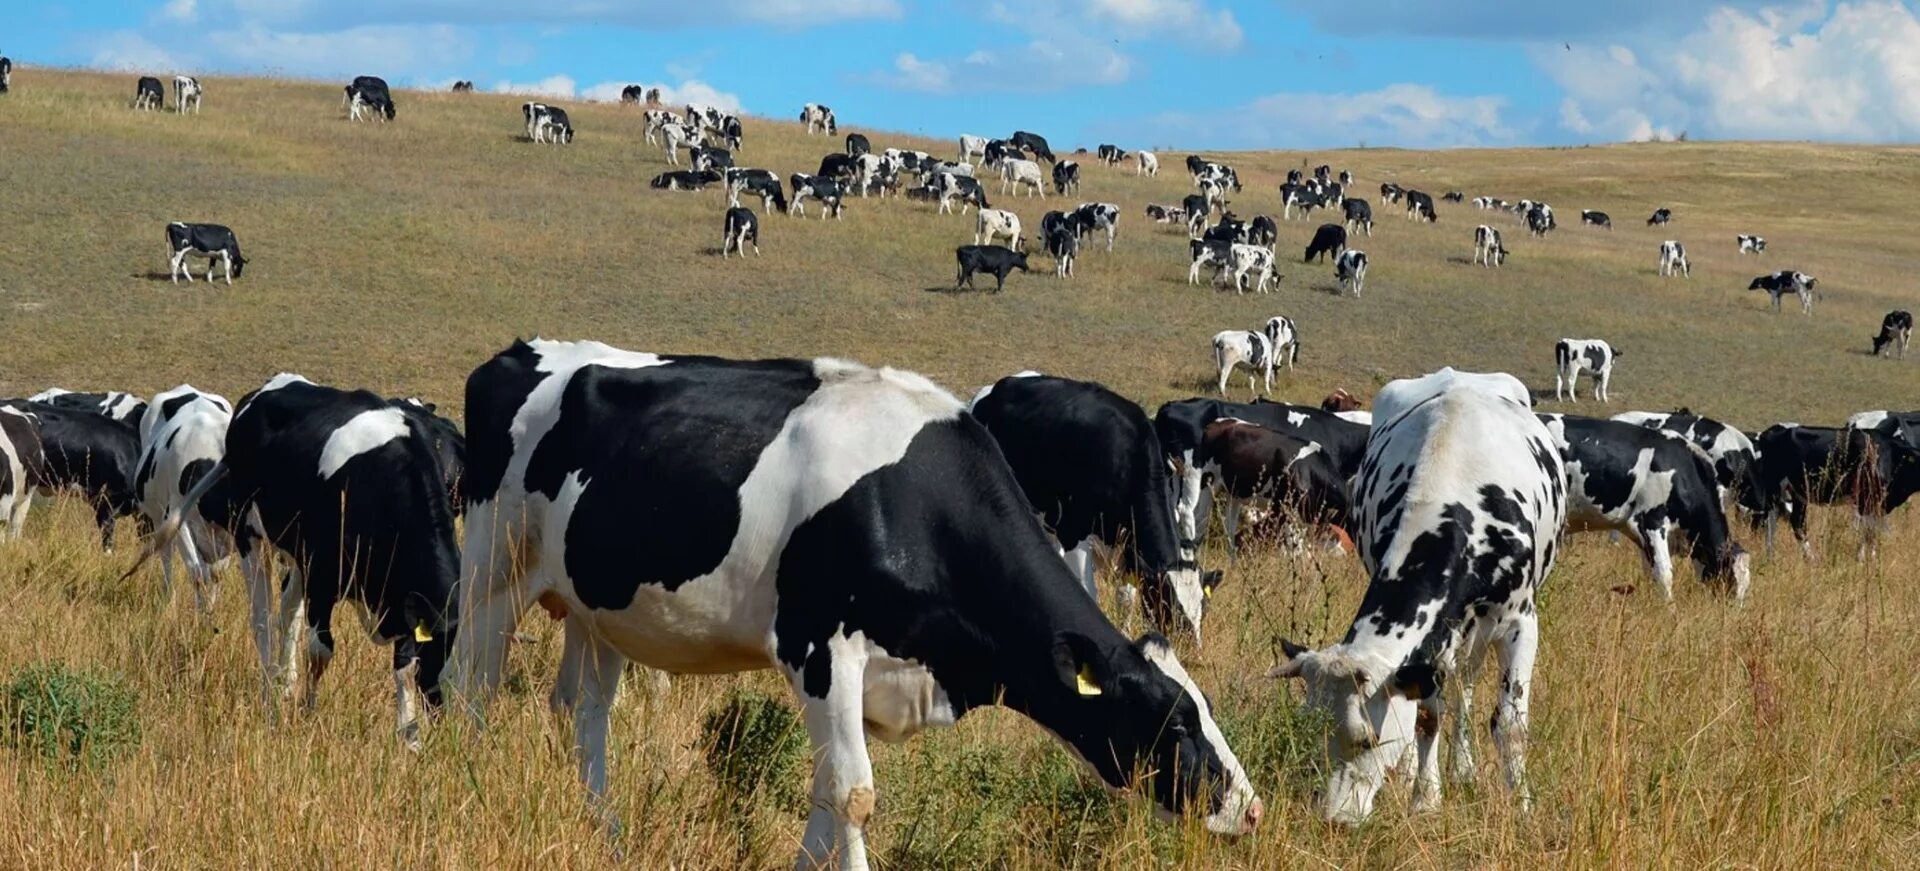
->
{"left": 117, "top": 461, "right": 229, "bottom": 582}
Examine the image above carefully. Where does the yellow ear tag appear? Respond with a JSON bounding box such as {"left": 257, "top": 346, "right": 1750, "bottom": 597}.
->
{"left": 414, "top": 620, "right": 434, "bottom": 643}
{"left": 1203, "top": 585, "right": 1214, "bottom": 599}
{"left": 1076, "top": 664, "right": 1103, "bottom": 697}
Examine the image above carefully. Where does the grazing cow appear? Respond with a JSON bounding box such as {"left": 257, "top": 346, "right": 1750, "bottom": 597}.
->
{"left": 788, "top": 174, "right": 845, "bottom": 219}
{"left": 660, "top": 123, "right": 703, "bottom": 164}
{"left": 1011, "top": 131, "right": 1056, "bottom": 164}
{"left": 1380, "top": 182, "right": 1404, "bottom": 205}
{"left": 691, "top": 146, "right": 733, "bottom": 175}
{"left": 1848, "top": 410, "right": 1920, "bottom": 452}
{"left": 31, "top": 389, "right": 147, "bottom": 425}
{"left": 1145, "top": 204, "right": 1184, "bottom": 224}
{"left": 1538, "top": 414, "right": 1750, "bottom": 599}
{"left": 1612, "top": 409, "right": 1760, "bottom": 509}
{"left": 844, "top": 132, "right": 871, "bottom": 156}
{"left": 1581, "top": 210, "right": 1611, "bottom": 229}
{"left": 650, "top": 170, "right": 720, "bottom": 191}
{"left": 800, "top": 103, "right": 836, "bottom": 135}
{"left": 1279, "top": 184, "right": 1325, "bottom": 221}
{"left": 1525, "top": 206, "right": 1554, "bottom": 237}
{"left": 1188, "top": 240, "right": 1231, "bottom": 286}
{"left": 1212, "top": 331, "right": 1274, "bottom": 395}
{"left": 1272, "top": 367, "right": 1565, "bottom": 824}
{"left": 1874, "top": 311, "right": 1913, "bottom": 358}
{"left": 1192, "top": 161, "right": 1241, "bottom": 192}
{"left": 721, "top": 207, "right": 760, "bottom": 259}
{"left": 0, "top": 56, "right": 10, "bottom": 94}
{"left": 974, "top": 209, "right": 1023, "bottom": 252}
{"left": 1737, "top": 234, "right": 1766, "bottom": 255}
{"left": 1472, "top": 196, "right": 1500, "bottom": 210}
{"left": 983, "top": 139, "right": 1022, "bottom": 169}
{"left": 1474, "top": 225, "right": 1508, "bottom": 267}
{"left": 453, "top": 80, "right": 475, "bottom": 93}
{"left": 1304, "top": 223, "right": 1346, "bottom": 263}
{"left": 955, "top": 245, "right": 1029, "bottom": 292}
{"left": 1264, "top": 316, "right": 1300, "bottom": 371}
{"left": 816, "top": 153, "right": 859, "bottom": 186}
{"left": 173, "top": 75, "right": 201, "bottom": 114}
{"left": 129, "top": 376, "right": 460, "bottom": 745}
{"left": 0, "top": 402, "right": 142, "bottom": 550}
{"left": 1052, "top": 160, "right": 1081, "bottom": 195}
{"left": 1229, "top": 245, "right": 1279, "bottom": 294}
{"left": 1137, "top": 150, "right": 1159, "bottom": 176}
{"left": 958, "top": 133, "right": 988, "bottom": 163}
{"left": 1045, "top": 224, "right": 1078, "bottom": 277}
{"left": 522, "top": 103, "right": 574, "bottom": 144}
{"left": 719, "top": 115, "right": 744, "bottom": 151}
{"left": 1069, "top": 202, "right": 1120, "bottom": 252}
{"left": 1658, "top": 241, "right": 1690, "bottom": 278}
{"left": 0, "top": 407, "right": 40, "bottom": 541}
{"left": 1335, "top": 250, "right": 1368, "bottom": 297}
{"left": 1247, "top": 214, "right": 1279, "bottom": 247}
{"left": 1648, "top": 208, "right": 1672, "bottom": 226}
{"left": 132, "top": 386, "right": 234, "bottom": 608}
{"left": 933, "top": 172, "right": 990, "bottom": 215}
{"left": 1198, "top": 419, "right": 1353, "bottom": 558}
{"left": 1342, "top": 198, "right": 1373, "bottom": 237}
{"left": 450, "top": 342, "right": 1262, "bottom": 869}
{"left": 1154, "top": 398, "right": 1370, "bottom": 546}
{"left": 344, "top": 76, "right": 395, "bottom": 121}
{"left": 1000, "top": 158, "right": 1045, "bottom": 198}
{"left": 1405, "top": 191, "right": 1437, "bottom": 222}
{"left": 1749, "top": 270, "right": 1818, "bottom": 314}
{"left": 617, "top": 84, "right": 644, "bottom": 103}
{"left": 1554, "top": 339, "right": 1618, "bottom": 403}
{"left": 724, "top": 168, "right": 788, "bottom": 212}
{"left": 1322, "top": 389, "right": 1362, "bottom": 414}
{"left": 166, "top": 222, "right": 246, "bottom": 284}
{"left": 1442, "top": 191, "right": 1465, "bottom": 203}
{"left": 134, "top": 76, "right": 164, "bottom": 111}
{"left": 1095, "top": 144, "right": 1126, "bottom": 166}
{"left": 969, "top": 374, "right": 1218, "bottom": 636}
{"left": 1749, "top": 423, "right": 1920, "bottom": 560}
{"left": 641, "top": 109, "right": 675, "bottom": 145}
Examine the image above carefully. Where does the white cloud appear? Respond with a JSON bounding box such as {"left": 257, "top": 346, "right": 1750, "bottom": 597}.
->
{"left": 158, "top": 0, "right": 897, "bottom": 30}
{"left": 88, "top": 31, "right": 185, "bottom": 72}
{"left": 872, "top": 36, "right": 1131, "bottom": 93}
{"left": 492, "top": 75, "right": 578, "bottom": 99}
{"left": 869, "top": 0, "right": 1231, "bottom": 93}
{"left": 207, "top": 24, "right": 474, "bottom": 78}
{"left": 1085, "top": 0, "right": 1242, "bottom": 48}
{"left": 1114, "top": 83, "right": 1513, "bottom": 149}
{"left": 161, "top": 0, "right": 197, "bottom": 22}
{"left": 495, "top": 76, "right": 743, "bottom": 111}
{"left": 1542, "top": 1, "right": 1920, "bottom": 141}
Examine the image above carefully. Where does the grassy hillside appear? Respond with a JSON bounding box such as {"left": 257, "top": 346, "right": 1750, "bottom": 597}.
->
{"left": 2, "top": 68, "right": 1919, "bottom": 868}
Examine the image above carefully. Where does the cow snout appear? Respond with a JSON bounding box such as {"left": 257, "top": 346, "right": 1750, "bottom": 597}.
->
{"left": 1241, "top": 797, "right": 1264, "bottom": 833}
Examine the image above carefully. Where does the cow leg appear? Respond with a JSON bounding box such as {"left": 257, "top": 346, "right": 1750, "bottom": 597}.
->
{"left": 1448, "top": 626, "right": 1489, "bottom": 785}
{"left": 275, "top": 568, "right": 308, "bottom": 700}
{"left": 790, "top": 634, "right": 876, "bottom": 871}
{"left": 451, "top": 503, "right": 531, "bottom": 711}
{"left": 1491, "top": 617, "right": 1538, "bottom": 811}
{"left": 1409, "top": 688, "right": 1446, "bottom": 813}
{"left": 175, "top": 520, "right": 216, "bottom": 614}
{"left": 571, "top": 628, "right": 627, "bottom": 829}
{"left": 549, "top": 612, "right": 591, "bottom": 718}
{"left": 1789, "top": 498, "right": 1814, "bottom": 562}
{"left": 221, "top": 252, "right": 234, "bottom": 285}
{"left": 171, "top": 249, "right": 190, "bottom": 283}
{"left": 1222, "top": 495, "right": 1242, "bottom": 564}
{"left": 392, "top": 642, "right": 425, "bottom": 751}
{"left": 299, "top": 596, "right": 338, "bottom": 712}
{"left": 6, "top": 490, "right": 29, "bottom": 539}
{"left": 242, "top": 544, "right": 285, "bottom": 711}
{"left": 1637, "top": 523, "right": 1675, "bottom": 600}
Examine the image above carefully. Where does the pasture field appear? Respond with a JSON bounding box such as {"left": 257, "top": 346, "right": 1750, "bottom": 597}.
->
{"left": 1, "top": 68, "right": 1919, "bottom": 868}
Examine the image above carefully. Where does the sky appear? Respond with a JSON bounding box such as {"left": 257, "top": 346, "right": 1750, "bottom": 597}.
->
{"left": 12, "top": 0, "right": 1920, "bottom": 150}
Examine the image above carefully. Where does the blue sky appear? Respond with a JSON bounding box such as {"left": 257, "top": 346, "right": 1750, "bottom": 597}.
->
{"left": 15, "top": 1, "right": 1920, "bottom": 149}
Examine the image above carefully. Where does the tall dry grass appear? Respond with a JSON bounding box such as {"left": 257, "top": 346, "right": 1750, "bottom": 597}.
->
{"left": 0, "top": 68, "right": 1917, "bottom": 868}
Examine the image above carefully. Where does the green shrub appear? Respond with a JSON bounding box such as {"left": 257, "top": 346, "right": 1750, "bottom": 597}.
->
{"left": 700, "top": 687, "right": 808, "bottom": 815}
{"left": 4, "top": 662, "right": 141, "bottom": 770}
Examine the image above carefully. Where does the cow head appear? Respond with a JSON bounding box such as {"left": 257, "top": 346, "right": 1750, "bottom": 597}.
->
{"left": 1051, "top": 631, "right": 1261, "bottom": 834}
{"left": 1270, "top": 641, "right": 1437, "bottom": 823}
{"left": 1320, "top": 389, "right": 1362, "bottom": 413}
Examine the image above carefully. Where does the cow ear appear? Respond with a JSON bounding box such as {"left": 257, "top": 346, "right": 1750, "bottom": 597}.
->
{"left": 1389, "top": 661, "right": 1440, "bottom": 700}
{"left": 1053, "top": 631, "right": 1110, "bottom": 698}
{"left": 1267, "top": 639, "right": 1311, "bottom": 679}
{"left": 1201, "top": 570, "right": 1224, "bottom": 599}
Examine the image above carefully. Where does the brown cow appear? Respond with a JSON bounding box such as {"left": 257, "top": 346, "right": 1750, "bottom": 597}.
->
{"left": 1320, "top": 389, "right": 1363, "bottom": 413}
{"left": 1197, "top": 419, "right": 1353, "bottom": 560}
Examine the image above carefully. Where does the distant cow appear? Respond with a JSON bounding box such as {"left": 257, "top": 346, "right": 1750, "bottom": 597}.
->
{"left": 844, "top": 132, "right": 870, "bottom": 157}
{"left": 344, "top": 75, "right": 395, "bottom": 121}
{"left": 691, "top": 146, "right": 732, "bottom": 175}
{"left": 1137, "top": 150, "right": 1159, "bottom": 176}
{"left": 1380, "top": 182, "right": 1403, "bottom": 204}
{"left": 650, "top": 170, "right": 720, "bottom": 191}
{"left": 453, "top": 80, "right": 475, "bottom": 93}
{"left": 1045, "top": 224, "right": 1077, "bottom": 277}
{"left": 134, "top": 76, "right": 163, "bottom": 111}
{"left": 1010, "top": 131, "right": 1056, "bottom": 164}
{"left": 1405, "top": 190, "right": 1437, "bottom": 222}
{"left": 954, "top": 245, "right": 1029, "bottom": 292}
{"left": 1658, "top": 241, "right": 1690, "bottom": 278}
{"left": 1303, "top": 224, "right": 1346, "bottom": 263}
{"left": 1442, "top": 190, "right": 1464, "bottom": 203}
{"left": 1212, "top": 330, "right": 1274, "bottom": 395}
{"left": 166, "top": 222, "right": 246, "bottom": 284}
{"left": 788, "top": 173, "right": 845, "bottom": 219}
{"left": 958, "top": 133, "right": 987, "bottom": 163}
{"left": 1334, "top": 250, "right": 1368, "bottom": 297}
{"left": 1554, "top": 338, "right": 1618, "bottom": 403}
{"left": 1737, "top": 234, "right": 1766, "bottom": 255}
{"left": 933, "top": 172, "right": 990, "bottom": 215}
{"left": 1052, "top": 160, "right": 1081, "bottom": 195}
{"left": 1749, "top": 424, "right": 1920, "bottom": 560}
{"left": 1474, "top": 225, "right": 1507, "bottom": 267}
{"left": 1874, "top": 311, "right": 1913, "bottom": 358}
{"left": 975, "top": 209, "right": 1023, "bottom": 251}
{"left": 1229, "top": 245, "right": 1279, "bottom": 294}
{"left": 1145, "top": 203, "right": 1184, "bottom": 224}
{"left": 1000, "top": 158, "right": 1046, "bottom": 198}
{"left": 721, "top": 207, "right": 759, "bottom": 258}
{"left": 0, "top": 56, "right": 11, "bottom": 94}
{"left": 1581, "top": 210, "right": 1611, "bottom": 229}
{"left": 723, "top": 168, "right": 787, "bottom": 212}
{"left": 173, "top": 75, "right": 201, "bottom": 114}
{"left": 800, "top": 103, "right": 835, "bottom": 135}
{"left": 1070, "top": 202, "right": 1120, "bottom": 252}
{"left": 1247, "top": 214, "right": 1279, "bottom": 247}
{"left": 1526, "top": 206, "right": 1554, "bottom": 237}
{"left": 1342, "top": 198, "right": 1373, "bottom": 236}
{"left": 0, "top": 401, "right": 142, "bottom": 550}
{"left": 1264, "top": 316, "right": 1300, "bottom": 371}
{"left": 1749, "top": 270, "right": 1817, "bottom": 314}
{"left": 1648, "top": 208, "right": 1672, "bottom": 226}
{"left": 1096, "top": 144, "right": 1126, "bottom": 166}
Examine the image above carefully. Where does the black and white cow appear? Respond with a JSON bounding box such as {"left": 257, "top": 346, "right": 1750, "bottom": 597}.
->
{"left": 1847, "top": 410, "right": 1920, "bottom": 451}
{"left": 719, "top": 115, "right": 744, "bottom": 150}
{"left": 969, "top": 374, "right": 1218, "bottom": 637}
{"left": 132, "top": 385, "right": 234, "bottom": 609}
{"left": 1749, "top": 271, "right": 1818, "bottom": 314}
{"left": 1070, "top": 202, "right": 1119, "bottom": 252}
{"left": 619, "top": 85, "right": 644, "bottom": 103}
{"left": 1227, "top": 245, "right": 1279, "bottom": 294}
{"left": 129, "top": 376, "right": 461, "bottom": 746}
{"left": 526, "top": 103, "right": 575, "bottom": 144}
{"left": 1272, "top": 368, "right": 1564, "bottom": 824}
{"left": 1748, "top": 423, "right": 1920, "bottom": 560}
{"left": 691, "top": 146, "right": 733, "bottom": 175}
{"left": 134, "top": 76, "right": 164, "bottom": 111}
{"left": 1525, "top": 206, "right": 1554, "bottom": 238}
{"left": 1052, "top": 160, "right": 1081, "bottom": 195}
{"left": 1188, "top": 240, "right": 1232, "bottom": 286}
{"left": 0, "top": 401, "right": 142, "bottom": 550}
{"left": 452, "top": 80, "right": 476, "bottom": 93}
{"left": 1380, "top": 182, "right": 1404, "bottom": 205}
{"left": 724, "top": 168, "right": 788, "bottom": 213}
{"left": 1136, "top": 150, "right": 1159, "bottom": 176}
{"left": 933, "top": 172, "right": 990, "bottom": 215}
{"left": 1264, "top": 316, "right": 1301, "bottom": 373}
{"left": 448, "top": 341, "right": 1262, "bottom": 871}
{"left": 1010, "top": 131, "right": 1056, "bottom": 164}
{"left": 955, "top": 245, "right": 1029, "bottom": 292}
{"left": 1611, "top": 410, "right": 1760, "bottom": 511}
{"left": 1096, "top": 144, "right": 1126, "bottom": 166}
{"left": 1153, "top": 398, "right": 1371, "bottom": 548}
{"left": 1658, "top": 241, "right": 1690, "bottom": 278}
{"left": 1554, "top": 338, "right": 1618, "bottom": 403}
{"left": 1046, "top": 223, "right": 1077, "bottom": 277}
{"left": 1405, "top": 190, "right": 1437, "bottom": 222}
{"left": 173, "top": 75, "right": 201, "bottom": 114}
{"left": 1304, "top": 223, "right": 1346, "bottom": 263}
{"left": 1335, "top": 250, "right": 1368, "bottom": 297}
{"left": 166, "top": 222, "right": 246, "bottom": 284}
{"left": 0, "top": 56, "right": 11, "bottom": 94}
{"left": 1342, "top": 198, "right": 1373, "bottom": 237}
{"left": 816, "top": 153, "right": 859, "bottom": 187}
{"left": 1538, "top": 414, "right": 1750, "bottom": 599}
{"left": 721, "top": 207, "right": 760, "bottom": 258}
{"left": 1247, "top": 214, "right": 1279, "bottom": 247}
{"left": 801, "top": 102, "right": 836, "bottom": 135}
{"left": 650, "top": 170, "right": 721, "bottom": 191}
{"left": 0, "top": 406, "right": 40, "bottom": 541}
{"left": 1648, "top": 208, "right": 1672, "bottom": 226}
{"left": 1737, "top": 234, "right": 1766, "bottom": 255}
{"left": 1874, "top": 311, "right": 1913, "bottom": 358}
{"left": 789, "top": 174, "right": 846, "bottom": 219}
{"left": 1473, "top": 225, "right": 1508, "bottom": 267}
{"left": 1198, "top": 418, "right": 1353, "bottom": 559}
{"left": 344, "top": 75, "right": 395, "bottom": 121}
{"left": 1182, "top": 194, "right": 1211, "bottom": 238}
{"left": 1145, "top": 204, "right": 1185, "bottom": 224}
{"left": 30, "top": 389, "right": 148, "bottom": 424}
{"left": 1212, "top": 331, "right": 1273, "bottom": 396}
{"left": 1580, "top": 209, "right": 1611, "bottom": 229}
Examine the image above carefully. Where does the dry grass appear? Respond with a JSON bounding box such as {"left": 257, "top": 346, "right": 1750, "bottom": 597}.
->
{"left": 2, "top": 68, "right": 1919, "bottom": 868}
